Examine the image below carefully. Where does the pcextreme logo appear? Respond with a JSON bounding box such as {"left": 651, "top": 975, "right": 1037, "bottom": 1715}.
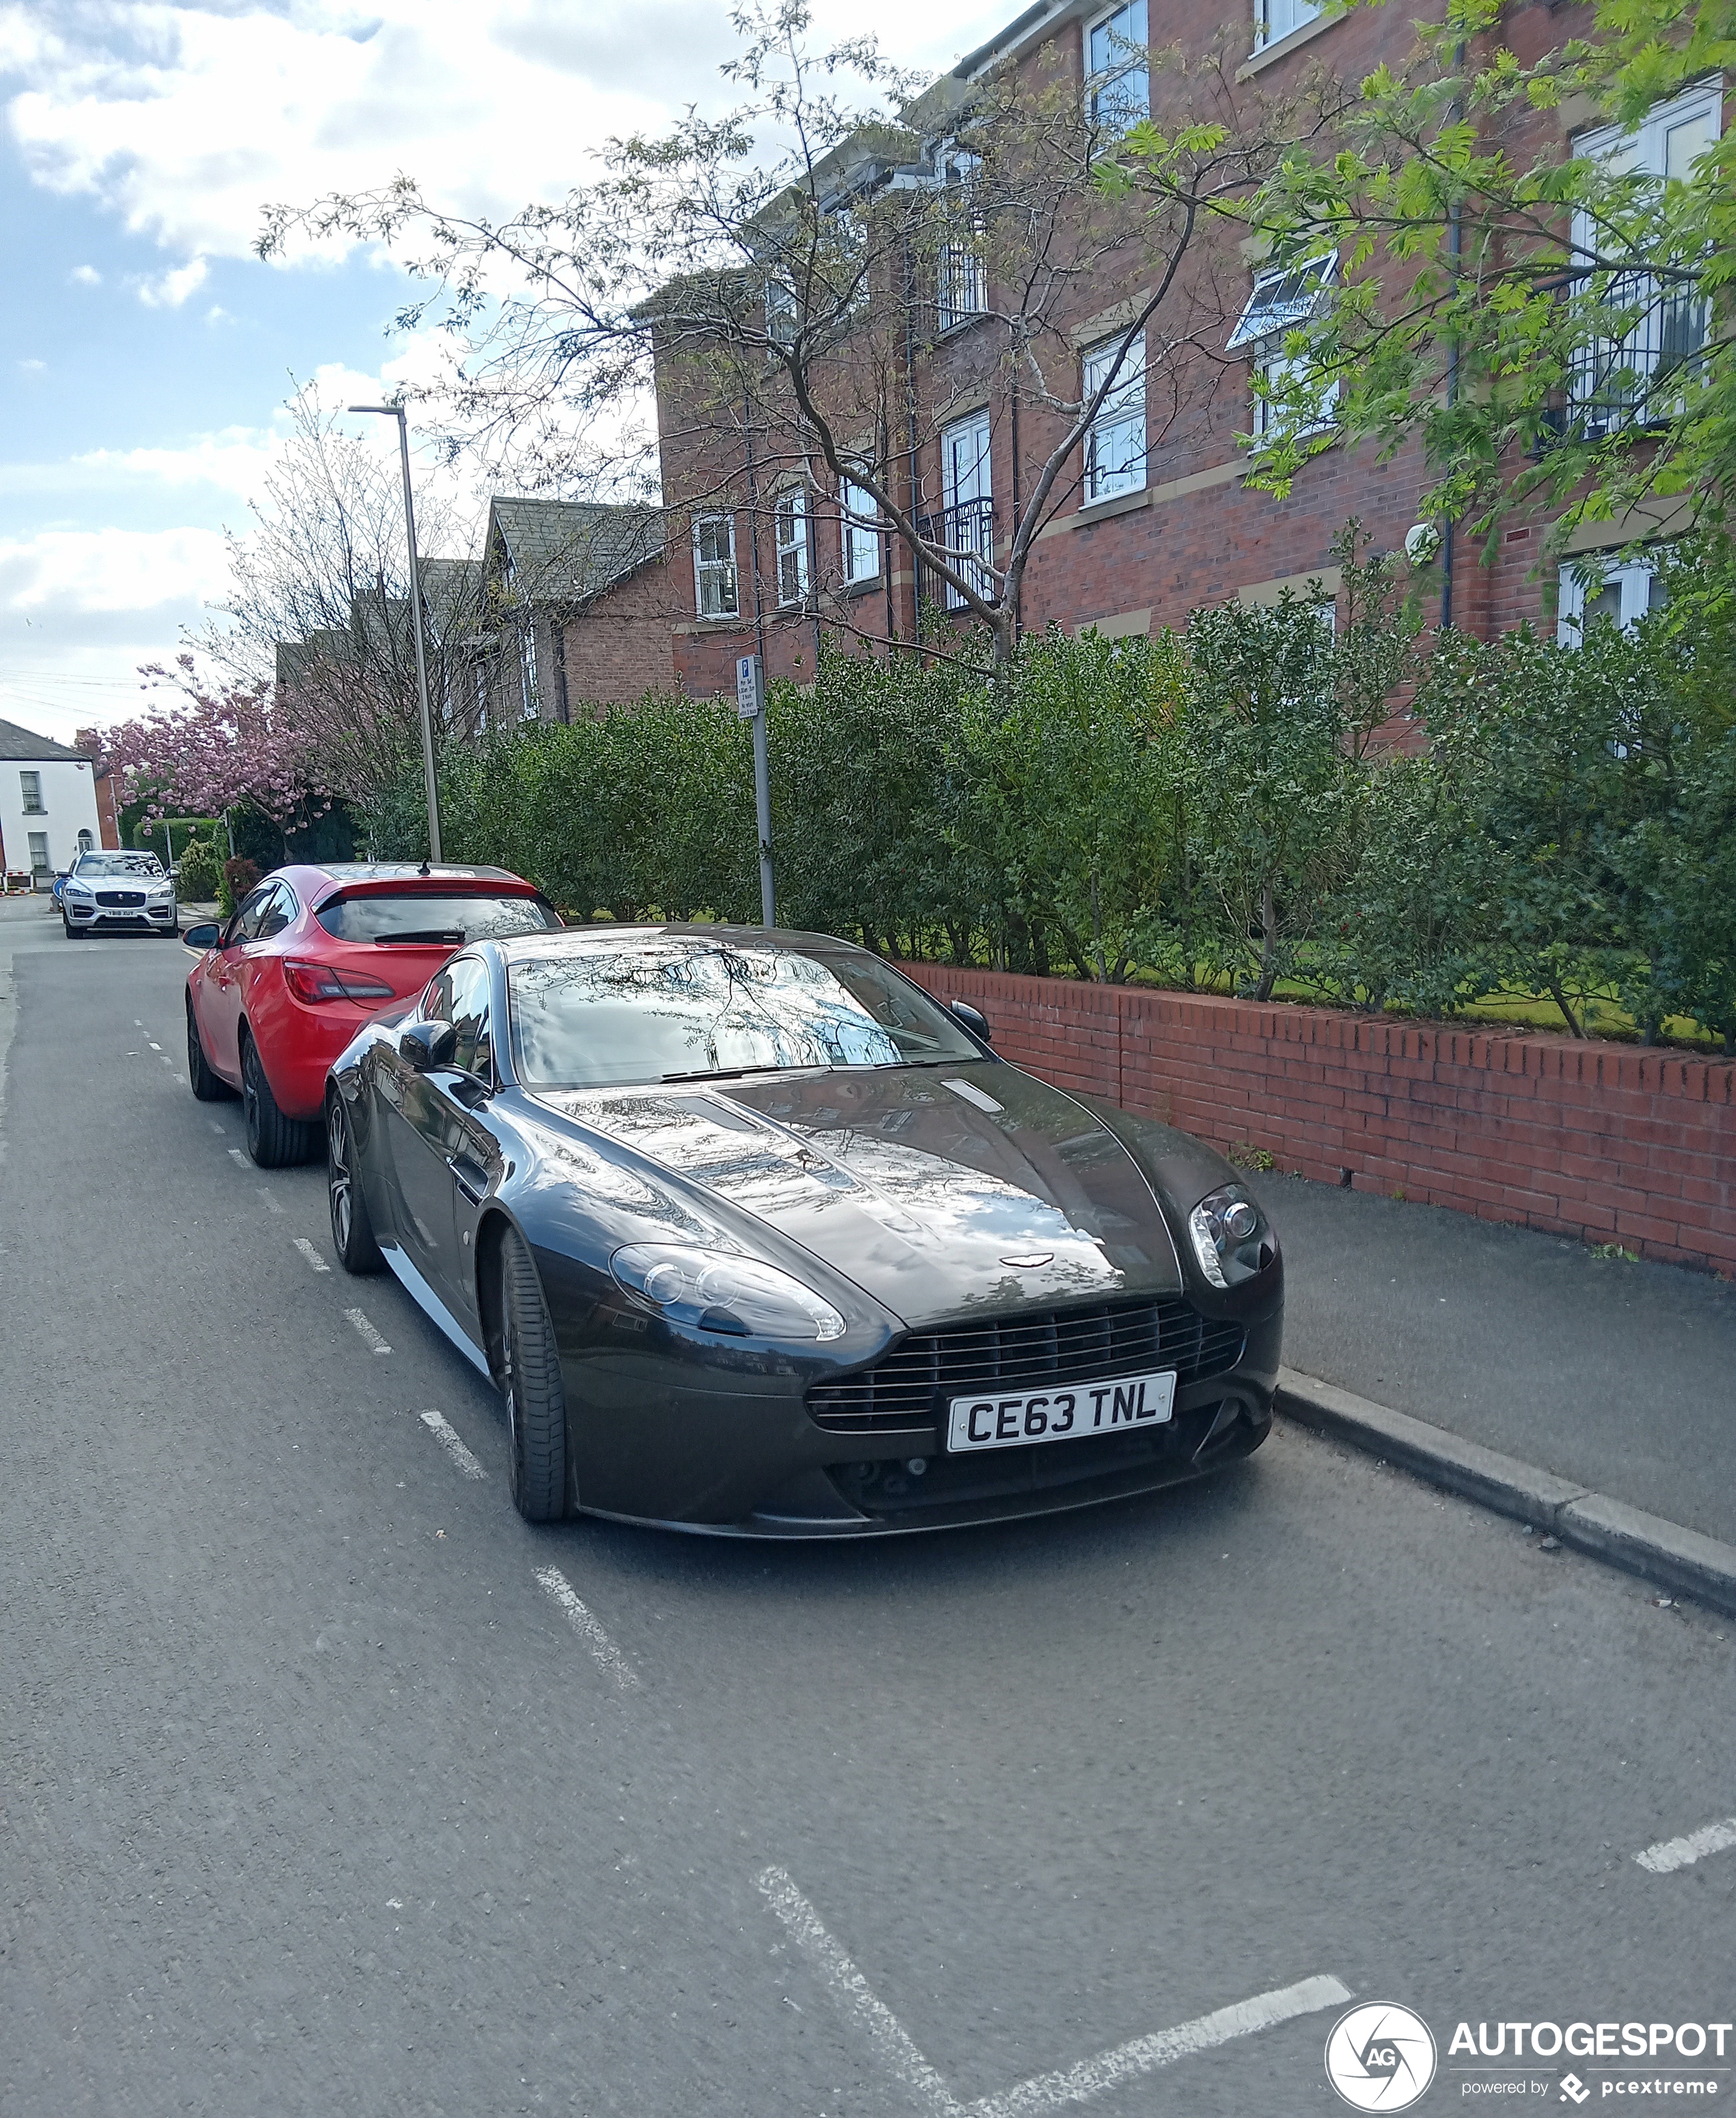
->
{"left": 1326, "top": 2003, "right": 1439, "bottom": 2110}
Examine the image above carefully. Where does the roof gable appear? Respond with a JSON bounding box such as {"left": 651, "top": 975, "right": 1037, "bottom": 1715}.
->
{"left": 485, "top": 498, "right": 664, "bottom": 607}
{"left": 0, "top": 717, "right": 89, "bottom": 763}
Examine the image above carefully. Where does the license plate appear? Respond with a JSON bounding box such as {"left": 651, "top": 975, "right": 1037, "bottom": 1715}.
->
{"left": 947, "top": 1369, "right": 1177, "bottom": 1454}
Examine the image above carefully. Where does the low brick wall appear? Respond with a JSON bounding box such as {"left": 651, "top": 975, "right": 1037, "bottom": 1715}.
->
{"left": 898, "top": 963, "right": 1736, "bottom": 1276}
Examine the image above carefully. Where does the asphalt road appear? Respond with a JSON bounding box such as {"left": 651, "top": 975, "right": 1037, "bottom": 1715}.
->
{"left": 3, "top": 894, "right": 1733, "bottom": 2118}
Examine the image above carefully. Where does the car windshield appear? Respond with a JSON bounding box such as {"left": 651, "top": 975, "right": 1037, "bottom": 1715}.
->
{"left": 508, "top": 938, "right": 982, "bottom": 1089}
{"left": 75, "top": 854, "right": 163, "bottom": 878}
{"left": 316, "top": 891, "right": 561, "bottom": 945}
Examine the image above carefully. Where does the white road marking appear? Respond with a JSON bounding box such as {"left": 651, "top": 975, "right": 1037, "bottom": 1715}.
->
{"left": 293, "top": 1236, "right": 330, "bottom": 1274}
{"left": 208, "top": 1121, "right": 226, "bottom": 1135}
{"left": 533, "top": 1565, "right": 640, "bottom": 1689}
{"left": 228, "top": 1148, "right": 249, "bottom": 1169}
{"left": 418, "top": 1409, "right": 487, "bottom": 1480}
{"left": 147, "top": 1040, "right": 161, "bottom": 1051}
{"left": 257, "top": 1187, "right": 285, "bottom": 1215}
{"left": 755, "top": 1866, "right": 1351, "bottom": 2118}
{"left": 1636, "top": 1816, "right": 1736, "bottom": 1874}
{"left": 344, "top": 1307, "right": 392, "bottom": 1355}
{"left": 133, "top": 1019, "right": 143, "bottom": 1027}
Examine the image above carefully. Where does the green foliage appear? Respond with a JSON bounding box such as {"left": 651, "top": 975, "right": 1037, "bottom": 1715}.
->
{"left": 175, "top": 839, "right": 224, "bottom": 903}
{"left": 359, "top": 540, "right": 1736, "bottom": 1046}
{"left": 132, "top": 815, "right": 220, "bottom": 862}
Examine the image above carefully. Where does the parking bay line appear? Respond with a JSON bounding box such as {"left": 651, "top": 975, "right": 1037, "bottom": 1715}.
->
{"left": 258, "top": 1187, "right": 286, "bottom": 1216}
{"left": 1636, "top": 1816, "right": 1736, "bottom": 1875}
{"left": 755, "top": 1866, "right": 1351, "bottom": 2118}
{"left": 532, "top": 1565, "right": 640, "bottom": 1690}
{"left": 344, "top": 1308, "right": 392, "bottom": 1355}
{"left": 293, "top": 1236, "right": 330, "bottom": 1274}
{"left": 418, "top": 1408, "right": 486, "bottom": 1480}
{"left": 228, "top": 1148, "right": 249, "bottom": 1169}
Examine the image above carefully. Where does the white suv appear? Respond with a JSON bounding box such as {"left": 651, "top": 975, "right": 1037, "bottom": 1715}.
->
{"left": 61, "top": 850, "right": 179, "bottom": 938}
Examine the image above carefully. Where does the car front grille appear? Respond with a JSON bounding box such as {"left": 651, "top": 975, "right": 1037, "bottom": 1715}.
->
{"left": 96, "top": 891, "right": 146, "bottom": 908}
{"left": 808, "top": 1296, "right": 1247, "bottom": 1435}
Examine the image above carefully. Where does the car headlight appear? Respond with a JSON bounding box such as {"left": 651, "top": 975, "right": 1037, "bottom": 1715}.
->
{"left": 1186, "top": 1184, "right": 1273, "bottom": 1290}
{"left": 610, "top": 1242, "right": 846, "bottom": 1341}
{"left": 64, "top": 882, "right": 92, "bottom": 898}
{"left": 148, "top": 882, "right": 174, "bottom": 897}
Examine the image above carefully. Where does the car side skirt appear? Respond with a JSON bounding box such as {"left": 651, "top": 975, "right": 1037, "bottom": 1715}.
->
{"left": 381, "top": 1241, "right": 493, "bottom": 1379}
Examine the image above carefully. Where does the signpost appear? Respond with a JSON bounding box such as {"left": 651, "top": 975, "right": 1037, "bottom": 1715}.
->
{"left": 735, "top": 655, "right": 776, "bottom": 929}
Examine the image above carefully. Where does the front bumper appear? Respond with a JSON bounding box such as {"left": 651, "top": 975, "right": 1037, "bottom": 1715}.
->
{"left": 559, "top": 1279, "right": 1284, "bottom": 1538}
{"left": 66, "top": 898, "right": 177, "bottom": 930}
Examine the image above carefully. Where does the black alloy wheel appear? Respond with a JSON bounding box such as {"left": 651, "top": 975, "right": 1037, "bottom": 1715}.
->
{"left": 327, "top": 1096, "right": 384, "bottom": 1274}
{"left": 498, "top": 1225, "right": 570, "bottom": 1523}
{"left": 186, "top": 996, "right": 232, "bottom": 1103}
{"left": 241, "top": 1032, "right": 316, "bottom": 1168}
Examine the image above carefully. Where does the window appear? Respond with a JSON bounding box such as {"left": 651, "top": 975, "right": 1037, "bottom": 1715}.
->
{"left": 517, "top": 619, "right": 539, "bottom": 721}
{"left": 27, "top": 831, "right": 49, "bottom": 876}
{"left": 1082, "top": 334, "right": 1147, "bottom": 502}
{"left": 18, "top": 770, "right": 43, "bottom": 814}
{"left": 318, "top": 891, "right": 559, "bottom": 943}
{"left": 840, "top": 478, "right": 882, "bottom": 586}
{"left": 77, "top": 828, "right": 93, "bottom": 853}
{"left": 1558, "top": 556, "right": 1663, "bottom": 642}
{"left": 939, "top": 412, "right": 994, "bottom": 608}
{"left": 775, "top": 489, "right": 810, "bottom": 606}
{"left": 765, "top": 276, "right": 799, "bottom": 348}
{"left": 256, "top": 882, "right": 296, "bottom": 941}
{"left": 1255, "top": 0, "right": 1321, "bottom": 48}
{"left": 692, "top": 515, "right": 740, "bottom": 620}
{"left": 1228, "top": 254, "right": 1340, "bottom": 438}
{"left": 1087, "top": 0, "right": 1148, "bottom": 131}
{"left": 1569, "top": 83, "right": 1722, "bottom": 435}
{"left": 446, "top": 956, "right": 494, "bottom": 1081}
{"left": 936, "top": 150, "right": 987, "bottom": 330}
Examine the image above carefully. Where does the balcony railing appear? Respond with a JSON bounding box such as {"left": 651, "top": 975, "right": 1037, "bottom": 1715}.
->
{"left": 937, "top": 244, "right": 987, "bottom": 333}
{"left": 1560, "top": 269, "right": 1709, "bottom": 439}
{"left": 920, "top": 499, "right": 996, "bottom": 610}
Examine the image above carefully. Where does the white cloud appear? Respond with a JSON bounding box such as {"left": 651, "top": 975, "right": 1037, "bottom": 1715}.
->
{"left": 16, "top": 356, "right": 45, "bottom": 372}
{"left": 136, "top": 254, "right": 207, "bottom": 307}
{"left": 68, "top": 262, "right": 100, "bottom": 285}
{"left": 0, "top": 525, "right": 231, "bottom": 614}
{"left": 0, "top": 0, "right": 1017, "bottom": 269}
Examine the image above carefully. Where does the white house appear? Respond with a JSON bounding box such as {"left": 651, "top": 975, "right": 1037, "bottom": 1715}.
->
{"left": 0, "top": 718, "right": 105, "bottom": 884}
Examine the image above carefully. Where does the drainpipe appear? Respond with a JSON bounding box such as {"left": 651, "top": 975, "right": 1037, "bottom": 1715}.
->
{"left": 903, "top": 232, "right": 922, "bottom": 638}
{"left": 1441, "top": 41, "right": 1467, "bottom": 634}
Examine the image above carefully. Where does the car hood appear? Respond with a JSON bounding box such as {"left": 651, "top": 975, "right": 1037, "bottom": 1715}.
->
{"left": 529, "top": 1061, "right": 1184, "bottom": 1327}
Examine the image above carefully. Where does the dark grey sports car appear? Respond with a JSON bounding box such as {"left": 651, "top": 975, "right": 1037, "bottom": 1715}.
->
{"left": 325, "top": 925, "right": 1282, "bottom": 1535}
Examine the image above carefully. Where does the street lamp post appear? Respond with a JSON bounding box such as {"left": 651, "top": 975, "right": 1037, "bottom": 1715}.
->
{"left": 349, "top": 401, "right": 442, "bottom": 863}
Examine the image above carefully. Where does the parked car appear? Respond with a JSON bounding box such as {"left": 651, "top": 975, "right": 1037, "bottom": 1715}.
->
{"left": 59, "top": 850, "right": 178, "bottom": 938}
{"left": 325, "top": 925, "right": 1283, "bottom": 1535}
{"left": 183, "top": 863, "right": 562, "bottom": 1167}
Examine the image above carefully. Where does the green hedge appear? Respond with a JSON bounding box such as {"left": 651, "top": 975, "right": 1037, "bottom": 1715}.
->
{"left": 362, "top": 536, "right": 1736, "bottom": 1051}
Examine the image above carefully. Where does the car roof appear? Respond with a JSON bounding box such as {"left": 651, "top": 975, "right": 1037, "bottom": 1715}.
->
{"left": 268, "top": 862, "right": 538, "bottom": 904}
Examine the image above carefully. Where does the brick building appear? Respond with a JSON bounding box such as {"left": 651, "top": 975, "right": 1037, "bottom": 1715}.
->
{"left": 596, "top": 0, "right": 1719, "bottom": 705}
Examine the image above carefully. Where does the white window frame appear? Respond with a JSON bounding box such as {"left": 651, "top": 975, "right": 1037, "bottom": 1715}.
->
{"left": 775, "top": 488, "right": 811, "bottom": 607}
{"left": 1082, "top": 334, "right": 1147, "bottom": 503}
{"left": 936, "top": 150, "right": 987, "bottom": 331}
{"left": 765, "top": 275, "right": 799, "bottom": 349}
{"left": 1086, "top": 0, "right": 1149, "bottom": 133}
{"left": 1255, "top": 0, "right": 1322, "bottom": 49}
{"left": 1557, "top": 555, "right": 1662, "bottom": 643}
{"left": 693, "top": 513, "right": 740, "bottom": 621}
{"left": 1229, "top": 253, "right": 1340, "bottom": 442}
{"left": 840, "top": 478, "right": 882, "bottom": 586}
{"left": 18, "top": 770, "right": 43, "bottom": 815}
{"left": 27, "top": 831, "right": 49, "bottom": 876}
{"left": 1252, "top": 343, "right": 1341, "bottom": 439}
{"left": 939, "top": 412, "right": 994, "bottom": 609}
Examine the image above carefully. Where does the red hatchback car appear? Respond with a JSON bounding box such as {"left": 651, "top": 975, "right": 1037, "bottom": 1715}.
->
{"left": 182, "top": 863, "right": 562, "bottom": 1165}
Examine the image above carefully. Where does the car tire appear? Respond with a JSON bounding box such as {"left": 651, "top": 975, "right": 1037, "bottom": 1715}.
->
{"left": 499, "top": 1226, "right": 570, "bottom": 1523}
{"left": 327, "top": 1095, "right": 384, "bottom": 1275}
{"left": 241, "top": 1031, "right": 316, "bottom": 1168}
{"left": 62, "top": 915, "right": 80, "bottom": 938}
{"left": 186, "top": 997, "right": 234, "bottom": 1103}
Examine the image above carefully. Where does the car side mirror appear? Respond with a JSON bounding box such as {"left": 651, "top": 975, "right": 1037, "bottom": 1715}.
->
{"left": 399, "top": 1021, "right": 458, "bottom": 1072}
{"left": 55, "top": 869, "right": 68, "bottom": 881}
{"left": 950, "top": 999, "right": 992, "bottom": 1046}
{"left": 182, "top": 922, "right": 221, "bottom": 951}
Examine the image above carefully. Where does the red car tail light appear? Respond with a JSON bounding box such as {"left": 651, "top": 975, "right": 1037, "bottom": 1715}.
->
{"left": 283, "top": 958, "right": 398, "bottom": 1005}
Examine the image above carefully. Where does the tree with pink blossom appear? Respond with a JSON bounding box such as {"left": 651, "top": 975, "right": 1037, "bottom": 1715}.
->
{"left": 100, "top": 655, "right": 326, "bottom": 835}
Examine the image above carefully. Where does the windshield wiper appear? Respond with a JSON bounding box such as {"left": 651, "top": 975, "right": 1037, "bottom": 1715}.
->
{"left": 660, "top": 1063, "right": 819, "bottom": 1083}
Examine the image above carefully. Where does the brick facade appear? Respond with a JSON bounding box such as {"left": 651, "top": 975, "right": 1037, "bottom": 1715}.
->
{"left": 897, "top": 961, "right": 1736, "bottom": 1277}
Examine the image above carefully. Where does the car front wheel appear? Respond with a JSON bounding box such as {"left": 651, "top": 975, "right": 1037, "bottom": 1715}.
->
{"left": 499, "top": 1226, "right": 570, "bottom": 1523}
{"left": 241, "top": 1032, "right": 316, "bottom": 1167}
{"left": 327, "top": 1095, "right": 384, "bottom": 1273}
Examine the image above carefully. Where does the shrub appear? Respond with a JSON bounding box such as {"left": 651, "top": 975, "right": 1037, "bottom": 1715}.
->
{"left": 220, "top": 856, "right": 260, "bottom": 916}
{"left": 176, "top": 838, "right": 223, "bottom": 903}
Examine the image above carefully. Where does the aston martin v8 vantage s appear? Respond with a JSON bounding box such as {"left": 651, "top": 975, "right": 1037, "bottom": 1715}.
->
{"left": 325, "top": 925, "right": 1283, "bottom": 1535}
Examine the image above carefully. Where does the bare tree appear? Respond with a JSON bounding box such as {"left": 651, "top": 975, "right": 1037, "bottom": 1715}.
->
{"left": 262, "top": 1, "right": 1344, "bottom": 668}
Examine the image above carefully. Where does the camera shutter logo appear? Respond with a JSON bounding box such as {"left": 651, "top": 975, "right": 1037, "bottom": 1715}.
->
{"left": 1324, "top": 2003, "right": 1438, "bottom": 2111}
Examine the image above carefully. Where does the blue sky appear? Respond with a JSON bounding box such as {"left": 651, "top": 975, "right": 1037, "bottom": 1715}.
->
{"left": 0, "top": 0, "right": 1009, "bottom": 746}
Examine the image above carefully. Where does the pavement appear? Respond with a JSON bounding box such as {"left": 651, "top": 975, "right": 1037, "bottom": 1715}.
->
{"left": 5, "top": 893, "right": 1736, "bottom": 2116}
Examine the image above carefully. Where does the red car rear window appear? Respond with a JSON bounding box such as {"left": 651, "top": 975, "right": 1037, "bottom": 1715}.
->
{"left": 316, "top": 891, "right": 561, "bottom": 945}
